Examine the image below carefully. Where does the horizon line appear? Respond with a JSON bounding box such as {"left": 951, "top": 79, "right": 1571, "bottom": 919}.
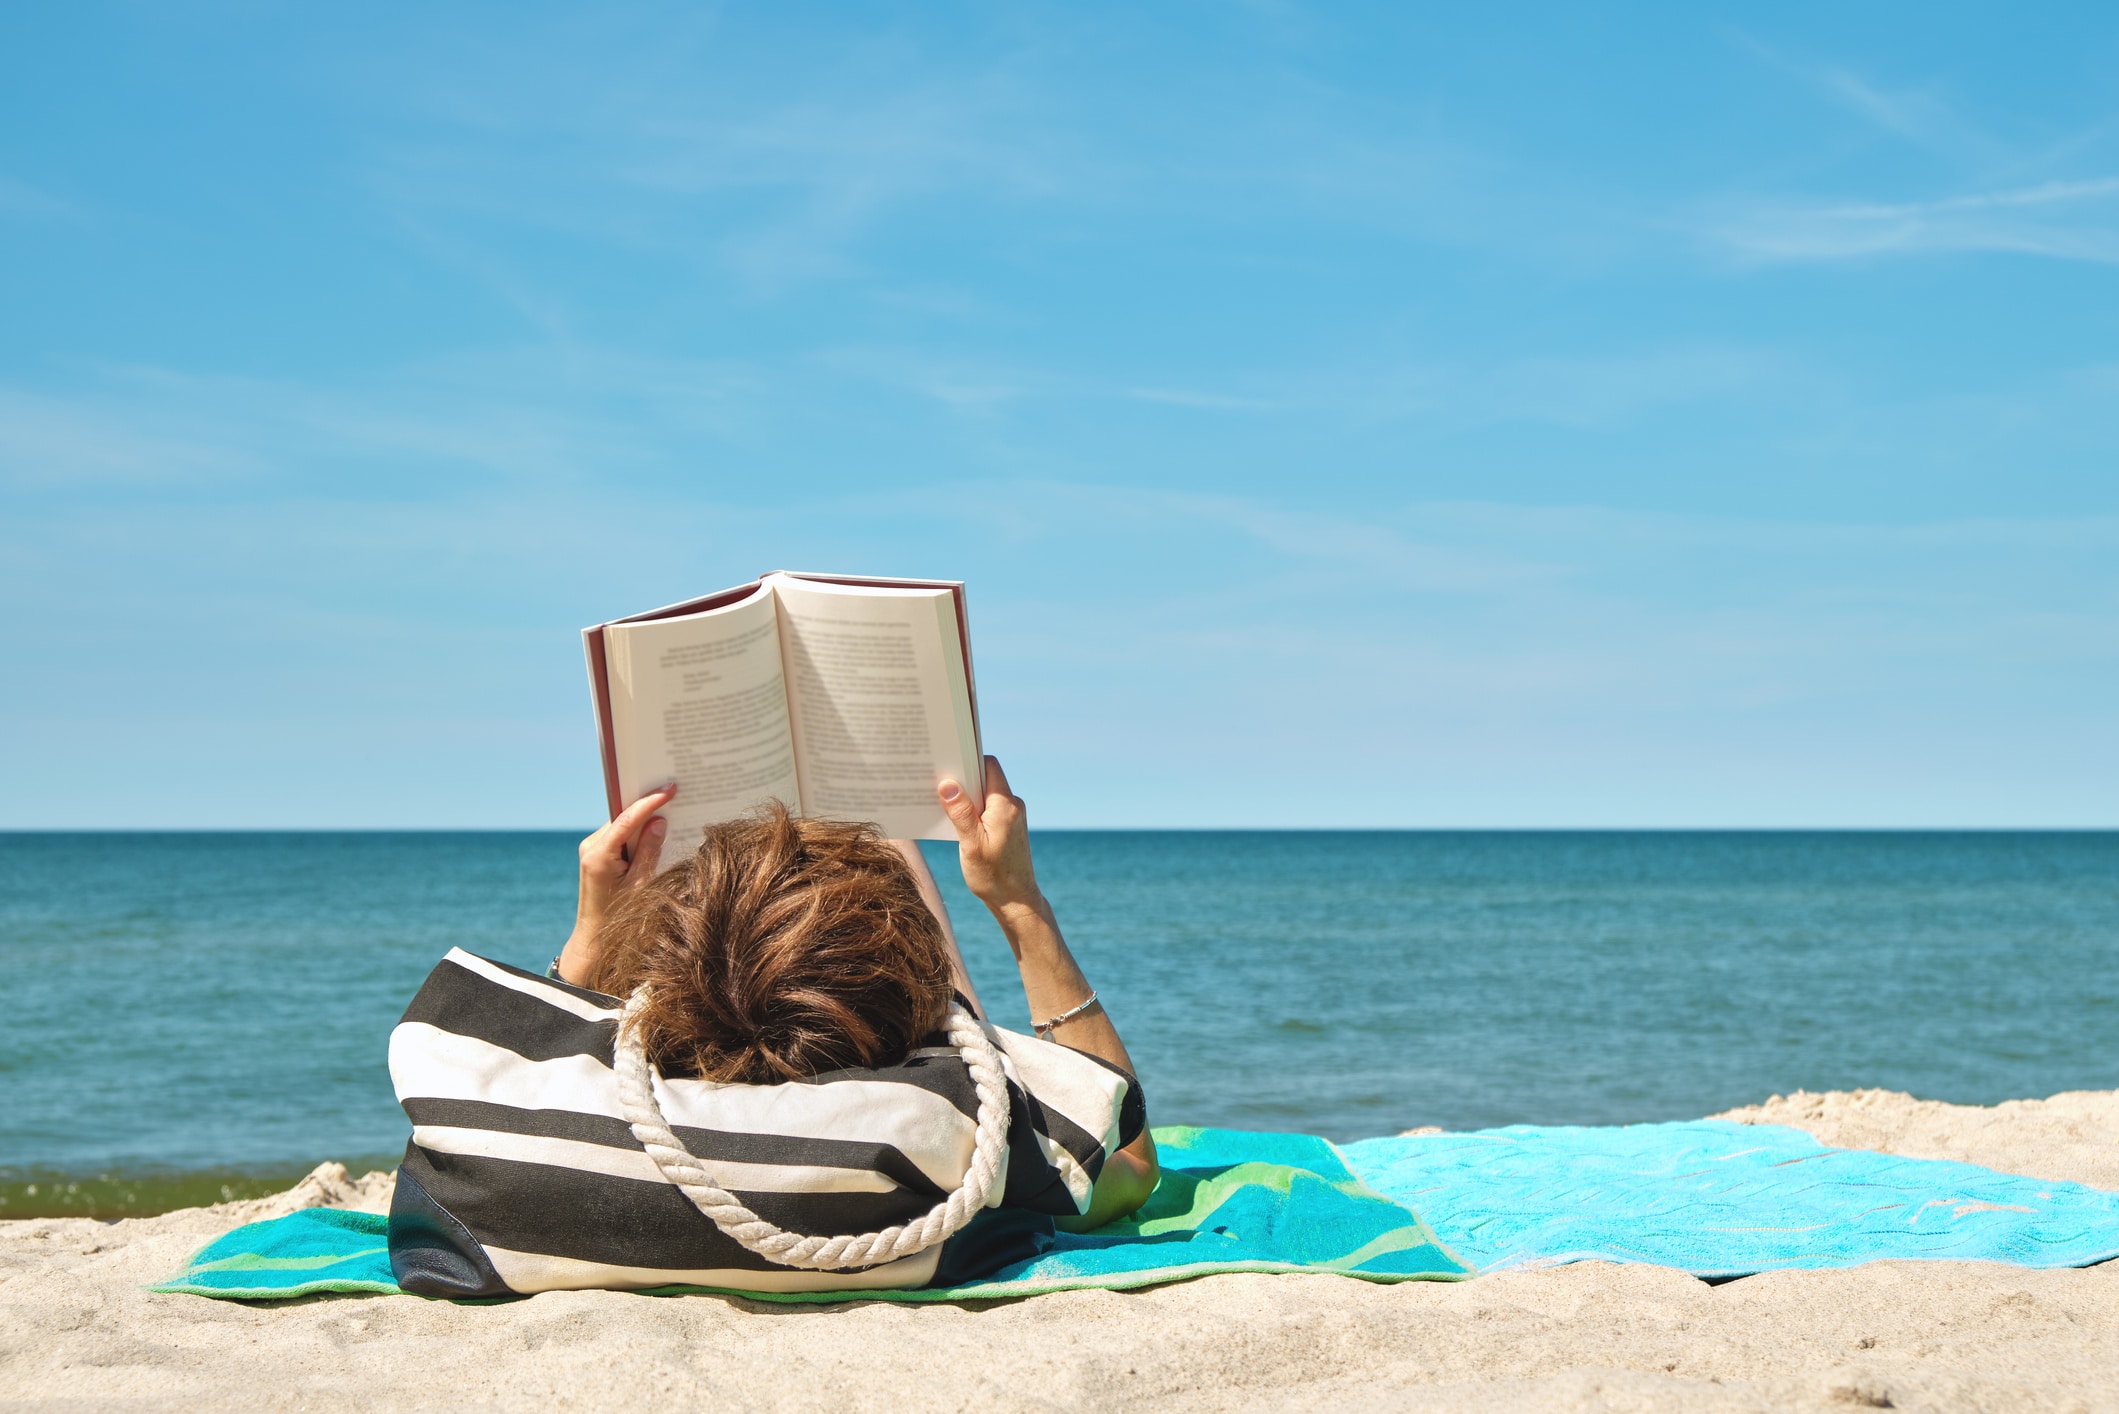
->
{"left": 4, "top": 825, "right": 2115, "bottom": 836}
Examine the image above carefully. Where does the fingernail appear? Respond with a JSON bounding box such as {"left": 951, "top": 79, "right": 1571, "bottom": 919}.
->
{"left": 938, "top": 780, "right": 962, "bottom": 802}
{"left": 648, "top": 818, "right": 667, "bottom": 833}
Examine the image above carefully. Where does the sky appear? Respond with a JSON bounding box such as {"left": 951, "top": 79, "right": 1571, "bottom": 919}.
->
{"left": 2, "top": 2, "right": 2115, "bottom": 829}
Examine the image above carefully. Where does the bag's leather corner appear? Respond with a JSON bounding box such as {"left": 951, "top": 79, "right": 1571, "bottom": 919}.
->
{"left": 388, "top": 1159, "right": 517, "bottom": 1300}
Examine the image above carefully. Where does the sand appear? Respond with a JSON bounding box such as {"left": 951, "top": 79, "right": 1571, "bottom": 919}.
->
{"left": 4, "top": 1090, "right": 2116, "bottom": 1413}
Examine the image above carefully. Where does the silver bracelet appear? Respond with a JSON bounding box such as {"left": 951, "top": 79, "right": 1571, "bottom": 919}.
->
{"left": 1034, "top": 991, "right": 1100, "bottom": 1038}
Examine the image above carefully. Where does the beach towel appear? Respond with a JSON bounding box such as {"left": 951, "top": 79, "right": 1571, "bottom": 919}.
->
{"left": 154, "top": 1120, "right": 2119, "bottom": 1302}
{"left": 1341, "top": 1119, "right": 2119, "bottom": 1278}
{"left": 151, "top": 1126, "right": 1471, "bottom": 1302}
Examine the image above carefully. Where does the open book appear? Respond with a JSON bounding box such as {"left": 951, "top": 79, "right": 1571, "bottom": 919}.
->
{"left": 582, "top": 572, "right": 981, "bottom": 856}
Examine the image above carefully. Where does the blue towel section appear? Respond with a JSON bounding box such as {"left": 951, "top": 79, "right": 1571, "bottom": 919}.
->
{"left": 1341, "top": 1119, "right": 2119, "bottom": 1278}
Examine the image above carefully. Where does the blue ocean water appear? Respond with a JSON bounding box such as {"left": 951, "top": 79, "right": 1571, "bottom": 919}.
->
{"left": 3, "top": 832, "right": 2114, "bottom": 1197}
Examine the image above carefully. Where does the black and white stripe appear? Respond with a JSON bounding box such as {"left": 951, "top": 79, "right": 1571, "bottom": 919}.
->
{"left": 386, "top": 948, "right": 1141, "bottom": 1296}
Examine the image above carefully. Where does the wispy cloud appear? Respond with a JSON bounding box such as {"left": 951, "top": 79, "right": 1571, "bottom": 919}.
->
{"left": 1128, "top": 345, "right": 1793, "bottom": 430}
{"left": 1713, "top": 39, "right": 2119, "bottom": 267}
{"left": 1715, "top": 177, "right": 2119, "bottom": 265}
{"left": 0, "top": 173, "right": 80, "bottom": 223}
{"left": 0, "top": 347, "right": 760, "bottom": 494}
{"left": 1743, "top": 39, "right": 2000, "bottom": 162}
{"left": 0, "top": 387, "right": 257, "bottom": 486}
{"left": 1818, "top": 68, "right": 1950, "bottom": 144}
{"left": 1125, "top": 387, "right": 1283, "bottom": 412}
{"left": 358, "top": 20, "right": 1091, "bottom": 294}
{"left": 628, "top": 81, "right": 1082, "bottom": 288}
{"left": 343, "top": 7, "right": 1625, "bottom": 307}
{"left": 810, "top": 344, "right": 1041, "bottom": 412}
{"left": 797, "top": 338, "right": 1790, "bottom": 431}
{"left": 1444, "top": 347, "right": 1789, "bottom": 427}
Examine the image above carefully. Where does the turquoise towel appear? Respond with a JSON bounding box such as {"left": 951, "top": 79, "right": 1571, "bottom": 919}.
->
{"left": 1342, "top": 1119, "right": 2119, "bottom": 1278}
{"left": 156, "top": 1121, "right": 2117, "bottom": 1301}
{"left": 151, "top": 1206, "right": 400, "bottom": 1300}
{"left": 151, "top": 1126, "right": 1470, "bottom": 1302}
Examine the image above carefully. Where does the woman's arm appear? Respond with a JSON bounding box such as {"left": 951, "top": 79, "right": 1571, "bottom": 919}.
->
{"left": 937, "top": 757, "right": 1159, "bottom": 1230}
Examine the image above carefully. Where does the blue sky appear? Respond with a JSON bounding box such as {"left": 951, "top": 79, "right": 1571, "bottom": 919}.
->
{"left": 3, "top": 2, "right": 2114, "bottom": 828}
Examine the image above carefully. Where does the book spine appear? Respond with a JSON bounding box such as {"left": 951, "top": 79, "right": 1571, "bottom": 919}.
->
{"left": 581, "top": 625, "right": 625, "bottom": 820}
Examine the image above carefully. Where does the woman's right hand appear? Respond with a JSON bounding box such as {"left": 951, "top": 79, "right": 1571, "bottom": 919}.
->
{"left": 937, "top": 756, "right": 1042, "bottom": 912}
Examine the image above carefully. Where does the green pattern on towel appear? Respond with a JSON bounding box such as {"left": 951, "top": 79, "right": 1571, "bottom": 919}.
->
{"left": 151, "top": 1128, "right": 1471, "bottom": 1302}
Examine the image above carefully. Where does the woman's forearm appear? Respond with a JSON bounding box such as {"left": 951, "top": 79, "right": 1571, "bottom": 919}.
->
{"left": 990, "top": 894, "right": 1140, "bottom": 1086}
{"left": 994, "top": 889, "right": 1159, "bottom": 1229}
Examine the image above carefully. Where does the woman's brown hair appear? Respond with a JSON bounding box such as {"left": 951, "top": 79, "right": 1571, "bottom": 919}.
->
{"left": 584, "top": 803, "right": 954, "bottom": 1084}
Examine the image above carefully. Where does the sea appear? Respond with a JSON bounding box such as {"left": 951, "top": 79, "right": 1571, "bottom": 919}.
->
{"left": 3, "top": 831, "right": 2114, "bottom": 1218}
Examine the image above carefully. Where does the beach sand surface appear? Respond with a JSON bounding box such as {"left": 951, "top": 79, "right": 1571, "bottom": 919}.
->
{"left": 4, "top": 1089, "right": 2116, "bottom": 1413}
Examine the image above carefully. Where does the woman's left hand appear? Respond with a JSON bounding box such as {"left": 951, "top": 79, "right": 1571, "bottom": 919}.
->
{"left": 556, "top": 785, "right": 675, "bottom": 985}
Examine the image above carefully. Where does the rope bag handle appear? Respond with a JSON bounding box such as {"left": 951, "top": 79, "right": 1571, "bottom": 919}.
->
{"left": 612, "top": 991, "right": 1012, "bottom": 1270}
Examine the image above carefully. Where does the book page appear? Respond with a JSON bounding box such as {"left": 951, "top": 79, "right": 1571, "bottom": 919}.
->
{"left": 768, "top": 575, "right": 980, "bottom": 840}
{"left": 603, "top": 585, "right": 801, "bottom": 867}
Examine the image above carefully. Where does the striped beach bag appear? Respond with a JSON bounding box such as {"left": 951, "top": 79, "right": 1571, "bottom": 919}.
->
{"left": 386, "top": 949, "right": 1143, "bottom": 1297}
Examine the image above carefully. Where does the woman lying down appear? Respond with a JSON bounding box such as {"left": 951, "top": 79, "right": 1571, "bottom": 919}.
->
{"left": 387, "top": 757, "right": 1159, "bottom": 1297}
